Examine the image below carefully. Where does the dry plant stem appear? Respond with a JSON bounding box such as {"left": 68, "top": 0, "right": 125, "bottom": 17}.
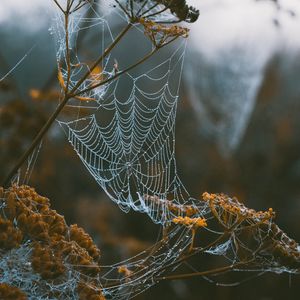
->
{"left": 101, "top": 233, "right": 231, "bottom": 289}
{"left": 130, "top": 0, "right": 134, "bottom": 18}
{"left": 144, "top": 6, "right": 169, "bottom": 19}
{"left": 156, "top": 259, "right": 254, "bottom": 281}
{"left": 141, "top": 3, "right": 159, "bottom": 16}
{"left": 73, "top": 46, "right": 159, "bottom": 96}
{"left": 53, "top": 0, "right": 64, "bottom": 13}
{"left": 136, "top": 0, "right": 149, "bottom": 16}
{"left": 42, "top": 1, "right": 98, "bottom": 91}
{"left": 158, "top": 218, "right": 245, "bottom": 277}
{"left": 65, "top": 11, "right": 71, "bottom": 92}
{"left": 155, "top": 232, "right": 230, "bottom": 279}
{"left": 70, "top": 22, "right": 132, "bottom": 95}
{"left": 114, "top": 0, "right": 131, "bottom": 19}
{"left": 189, "top": 229, "right": 196, "bottom": 252}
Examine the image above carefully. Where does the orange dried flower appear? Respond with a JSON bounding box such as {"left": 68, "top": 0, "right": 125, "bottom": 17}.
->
{"left": 77, "top": 282, "right": 106, "bottom": 300}
{"left": 144, "top": 194, "right": 198, "bottom": 217}
{"left": 139, "top": 18, "right": 189, "bottom": 47}
{"left": 31, "top": 243, "right": 65, "bottom": 280}
{"left": 69, "top": 224, "right": 101, "bottom": 261}
{"left": 118, "top": 265, "right": 133, "bottom": 278}
{"left": 0, "top": 185, "right": 102, "bottom": 282}
{"left": 0, "top": 217, "right": 23, "bottom": 250}
{"left": 172, "top": 216, "right": 207, "bottom": 229}
{"left": 202, "top": 192, "right": 275, "bottom": 222}
{"left": 0, "top": 283, "right": 27, "bottom": 300}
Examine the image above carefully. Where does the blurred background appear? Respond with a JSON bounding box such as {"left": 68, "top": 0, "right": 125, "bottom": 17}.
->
{"left": 0, "top": 0, "right": 300, "bottom": 299}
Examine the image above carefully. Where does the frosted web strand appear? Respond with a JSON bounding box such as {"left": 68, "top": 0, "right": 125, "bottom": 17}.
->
{"left": 59, "top": 39, "right": 191, "bottom": 224}
{"left": 22, "top": 140, "right": 43, "bottom": 185}
{"left": 99, "top": 225, "right": 193, "bottom": 299}
{"left": 51, "top": 1, "right": 193, "bottom": 224}
{"left": 49, "top": 3, "right": 300, "bottom": 299}
{"left": 0, "top": 44, "right": 37, "bottom": 83}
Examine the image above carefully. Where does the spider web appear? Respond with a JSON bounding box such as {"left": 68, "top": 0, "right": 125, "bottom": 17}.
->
{"left": 37, "top": 1, "right": 300, "bottom": 299}
{"left": 48, "top": 2, "right": 209, "bottom": 298}
{"left": 56, "top": 1, "right": 194, "bottom": 225}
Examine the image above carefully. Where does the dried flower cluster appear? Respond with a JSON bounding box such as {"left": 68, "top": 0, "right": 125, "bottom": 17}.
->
{"left": 118, "top": 265, "right": 133, "bottom": 278}
{"left": 201, "top": 192, "right": 300, "bottom": 271}
{"left": 77, "top": 282, "right": 105, "bottom": 300}
{"left": 172, "top": 216, "right": 207, "bottom": 228}
{"left": 144, "top": 194, "right": 199, "bottom": 217}
{"left": 0, "top": 185, "right": 104, "bottom": 299}
{"left": 262, "top": 222, "right": 300, "bottom": 269}
{"left": 0, "top": 215, "right": 23, "bottom": 250}
{"left": 202, "top": 192, "right": 275, "bottom": 228}
{"left": 0, "top": 283, "right": 27, "bottom": 300}
{"left": 153, "top": 0, "right": 199, "bottom": 22}
{"left": 139, "top": 17, "right": 189, "bottom": 47}
{"left": 53, "top": 0, "right": 93, "bottom": 14}
{"left": 112, "top": 1, "right": 199, "bottom": 24}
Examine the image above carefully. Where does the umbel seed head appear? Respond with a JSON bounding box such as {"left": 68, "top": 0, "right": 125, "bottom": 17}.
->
{"left": 153, "top": 0, "right": 200, "bottom": 22}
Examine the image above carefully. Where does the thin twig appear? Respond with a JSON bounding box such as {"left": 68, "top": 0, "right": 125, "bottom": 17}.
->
{"left": 73, "top": 47, "right": 159, "bottom": 96}
{"left": 41, "top": 1, "right": 97, "bottom": 92}
{"left": 140, "top": 3, "right": 159, "bottom": 17}
{"left": 114, "top": 0, "right": 132, "bottom": 20}
{"left": 156, "top": 260, "right": 254, "bottom": 281}
{"left": 53, "top": 0, "right": 65, "bottom": 13}
{"left": 69, "top": 23, "right": 133, "bottom": 95}
{"left": 65, "top": 12, "right": 71, "bottom": 92}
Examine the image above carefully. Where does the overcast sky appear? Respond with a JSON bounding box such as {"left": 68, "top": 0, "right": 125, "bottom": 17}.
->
{"left": 1, "top": 0, "right": 299, "bottom": 48}
{"left": 188, "top": 0, "right": 300, "bottom": 58}
{"left": 0, "top": 0, "right": 53, "bottom": 30}
{"left": 0, "top": 0, "right": 299, "bottom": 77}
{"left": 1, "top": 0, "right": 299, "bottom": 153}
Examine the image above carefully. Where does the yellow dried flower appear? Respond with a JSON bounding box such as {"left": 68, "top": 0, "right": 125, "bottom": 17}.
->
{"left": 172, "top": 216, "right": 207, "bottom": 229}
{"left": 139, "top": 18, "right": 189, "bottom": 47}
